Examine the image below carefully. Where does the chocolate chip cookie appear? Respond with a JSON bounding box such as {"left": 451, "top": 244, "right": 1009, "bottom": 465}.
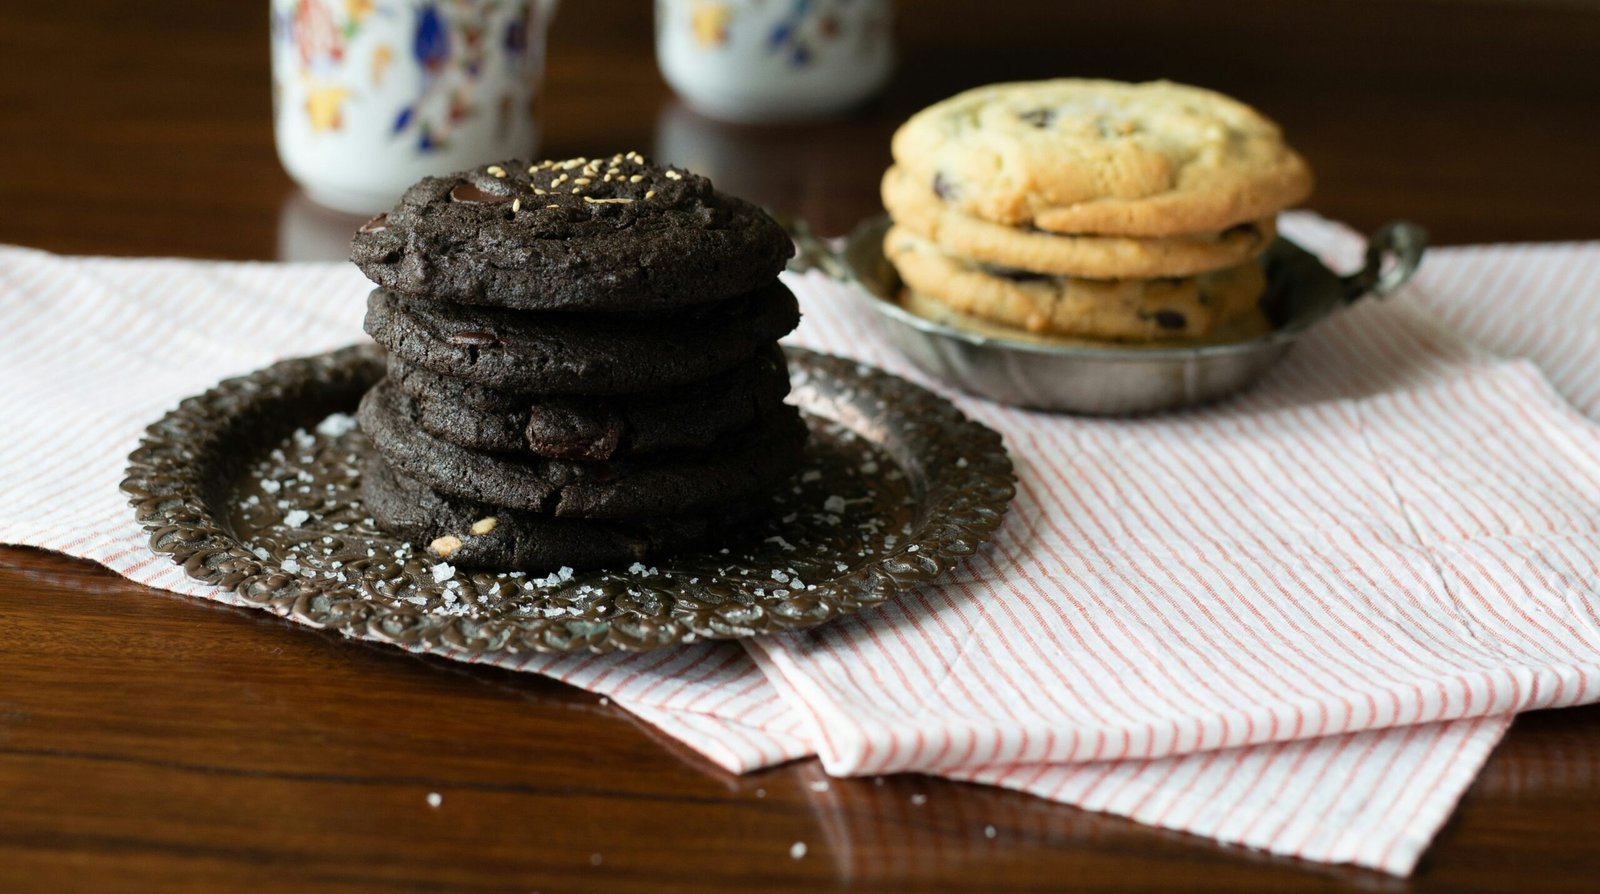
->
{"left": 891, "top": 79, "right": 1313, "bottom": 236}
{"left": 881, "top": 165, "right": 1274, "bottom": 279}
{"left": 358, "top": 379, "right": 808, "bottom": 518}
{"left": 886, "top": 225, "right": 1267, "bottom": 340}
{"left": 386, "top": 346, "right": 792, "bottom": 460}
{"left": 363, "top": 280, "right": 800, "bottom": 394}
{"left": 361, "top": 453, "right": 765, "bottom": 572}
{"left": 351, "top": 153, "right": 794, "bottom": 311}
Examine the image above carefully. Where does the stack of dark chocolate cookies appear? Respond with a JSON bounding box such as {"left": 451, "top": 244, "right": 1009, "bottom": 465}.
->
{"left": 349, "top": 153, "right": 804, "bottom": 571}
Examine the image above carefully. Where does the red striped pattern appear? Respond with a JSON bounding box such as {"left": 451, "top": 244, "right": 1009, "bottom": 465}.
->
{"left": 1, "top": 213, "right": 1592, "bottom": 876}
{"left": 757, "top": 226, "right": 1600, "bottom": 775}
{"left": 736, "top": 213, "right": 1600, "bottom": 872}
{"left": 0, "top": 244, "right": 787, "bottom": 769}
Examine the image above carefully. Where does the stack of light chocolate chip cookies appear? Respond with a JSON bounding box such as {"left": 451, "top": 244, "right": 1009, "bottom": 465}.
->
{"left": 882, "top": 79, "right": 1314, "bottom": 344}
{"left": 350, "top": 153, "right": 805, "bottom": 572}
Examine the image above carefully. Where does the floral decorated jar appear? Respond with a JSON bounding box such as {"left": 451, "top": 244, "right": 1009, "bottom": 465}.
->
{"left": 271, "top": 0, "right": 557, "bottom": 214}
{"left": 656, "top": 0, "right": 894, "bottom": 123}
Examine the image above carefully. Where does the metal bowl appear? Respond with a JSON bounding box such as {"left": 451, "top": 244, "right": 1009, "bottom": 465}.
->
{"left": 788, "top": 216, "right": 1427, "bottom": 415}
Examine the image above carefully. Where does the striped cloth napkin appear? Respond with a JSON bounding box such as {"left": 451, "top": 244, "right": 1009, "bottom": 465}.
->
{"left": 1, "top": 213, "right": 1596, "bottom": 876}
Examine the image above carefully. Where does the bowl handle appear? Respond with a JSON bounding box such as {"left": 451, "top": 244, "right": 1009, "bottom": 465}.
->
{"left": 1342, "top": 220, "right": 1428, "bottom": 302}
{"left": 777, "top": 214, "right": 851, "bottom": 279}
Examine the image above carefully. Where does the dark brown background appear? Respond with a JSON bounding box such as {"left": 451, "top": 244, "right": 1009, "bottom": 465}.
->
{"left": 3, "top": 1, "right": 1600, "bottom": 891}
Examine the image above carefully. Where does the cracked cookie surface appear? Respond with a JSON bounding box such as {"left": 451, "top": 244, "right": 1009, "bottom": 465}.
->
{"left": 351, "top": 153, "right": 794, "bottom": 311}
{"left": 891, "top": 79, "right": 1313, "bottom": 236}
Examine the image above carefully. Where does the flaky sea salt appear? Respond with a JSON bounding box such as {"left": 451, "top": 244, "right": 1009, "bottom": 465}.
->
{"left": 316, "top": 412, "right": 358, "bottom": 438}
{"left": 789, "top": 841, "right": 807, "bottom": 859}
{"left": 823, "top": 495, "right": 847, "bottom": 514}
{"left": 282, "top": 509, "right": 309, "bottom": 528}
{"left": 910, "top": 794, "right": 928, "bottom": 806}
{"left": 259, "top": 479, "right": 281, "bottom": 494}
{"left": 426, "top": 792, "right": 442, "bottom": 808}
{"left": 431, "top": 562, "right": 456, "bottom": 583}
{"left": 280, "top": 558, "right": 301, "bottom": 574}
{"left": 808, "top": 780, "right": 829, "bottom": 792}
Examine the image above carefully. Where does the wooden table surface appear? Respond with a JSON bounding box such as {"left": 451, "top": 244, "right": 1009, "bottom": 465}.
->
{"left": 4, "top": 2, "right": 1600, "bottom": 891}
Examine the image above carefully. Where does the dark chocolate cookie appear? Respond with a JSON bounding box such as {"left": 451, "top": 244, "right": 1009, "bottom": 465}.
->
{"left": 360, "top": 453, "right": 766, "bottom": 572}
{"left": 350, "top": 153, "right": 795, "bottom": 311}
{"left": 387, "top": 346, "right": 792, "bottom": 460}
{"left": 363, "top": 281, "right": 800, "bottom": 394}
{"left": 358, "top": 379, "right": 807, "bottom": 518}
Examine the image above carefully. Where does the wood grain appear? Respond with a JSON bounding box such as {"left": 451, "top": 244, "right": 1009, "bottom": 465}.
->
{"left": 3, "top": 1, "right": 1600, "bottom": 890}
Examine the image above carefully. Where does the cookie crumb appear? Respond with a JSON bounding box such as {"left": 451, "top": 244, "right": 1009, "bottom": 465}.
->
{"left": 470, "top": 517, "right": 499, "bottom": 535}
